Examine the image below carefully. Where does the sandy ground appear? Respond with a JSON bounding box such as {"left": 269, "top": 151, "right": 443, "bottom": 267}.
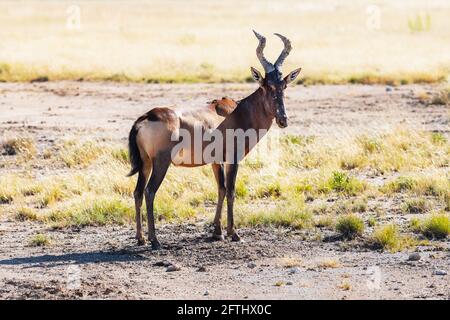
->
{"left": 0, "top": 82, "right": 448, "bottom": 140}
{"left": 0, "top": 82, "right": 449, "bottom": 300}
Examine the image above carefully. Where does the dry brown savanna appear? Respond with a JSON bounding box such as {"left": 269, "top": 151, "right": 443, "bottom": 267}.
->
{"left": 0, "top": 0, "right": 449, "bottom": 300}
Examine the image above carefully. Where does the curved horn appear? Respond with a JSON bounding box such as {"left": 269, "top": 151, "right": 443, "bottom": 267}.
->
{"left": 274, "top": 33, "right": 292, "bottom": 69}
{"left": 253, "top": 30, "right": 274, "bottom": 73}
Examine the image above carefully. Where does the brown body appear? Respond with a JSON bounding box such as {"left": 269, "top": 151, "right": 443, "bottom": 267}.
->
{"left": 128, "top": 31, "right": 301, "bottom": 249}
{"left": 134, "top": 97, "right": 239, "bottom": 168}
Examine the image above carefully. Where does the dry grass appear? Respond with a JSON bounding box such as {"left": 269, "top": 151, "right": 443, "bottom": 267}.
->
{"left": 431, "top": 86, "right": 450, "bottom": 105}
{"left": 0, "top": 127, "right": 448, "bottom": 241}
{"left": 314, "top": 215, "right": 335, "bottom": 229}
{"left": 402, "top": 198, "right": 430, "bottom": 214}
{"left": 317, "top": 258, "right": 340, "bottom": 269}
{"left": 0, "top": 0, "right": 449, "bottom": 84}
{"left": 279, "top": 256, "right": 302, "bottom": 268}
{"left": 59, "top": 140, "right": 105, "bottom": 168}
{"left": 235, "top": 197, "right": 313, "bottom": 230}
{"left": 1, "top": 137, "right": 36, "bottom": 159}
{"left": 47, "top": 195, "right": 134, "bottom": 228}
{"left": 381, "top": 173, "right": 449, "bottom": 210}
{"left": 338, "top": 281, "right": 351, "bottom": 291}
{"left": 15, "top": 207, "right": 38, "bottom": 222}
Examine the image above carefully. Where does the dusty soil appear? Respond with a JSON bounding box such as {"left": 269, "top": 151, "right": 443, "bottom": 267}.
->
{"left": 0, "top": 82, "right": 449, "bottom": 300}
{"left": 0, "top": 82, "right": 448, "bottom": 140}
{"left": 0, "top": 220, "right": 449, "bottom": 300}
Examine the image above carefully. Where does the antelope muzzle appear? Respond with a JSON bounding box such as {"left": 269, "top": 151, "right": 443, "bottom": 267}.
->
{"left": 276, "top": 112, "right": 288, "bottom": 128}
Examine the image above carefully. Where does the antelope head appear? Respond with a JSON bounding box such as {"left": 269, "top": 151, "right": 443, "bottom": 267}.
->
{"left": 251, "top": 30, "right": 301, "bottom": 128}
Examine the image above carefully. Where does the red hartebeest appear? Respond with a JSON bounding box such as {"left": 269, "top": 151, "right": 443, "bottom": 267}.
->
{"left": 128, "top": 31, "right": 301, "bottom": 249}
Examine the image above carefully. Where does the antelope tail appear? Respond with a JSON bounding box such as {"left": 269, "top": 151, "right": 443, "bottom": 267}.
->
{"left": 127, "top": 123, "right": 142, "bottom": 177}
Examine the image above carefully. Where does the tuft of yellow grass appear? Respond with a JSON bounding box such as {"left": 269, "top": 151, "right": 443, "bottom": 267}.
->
{"left": 0, "top": 175, "right": 38, "bottom": 204}
{"left": 279, "top": 256, "right": 302, "bottom": 268}
{"left": 59, "top": 140, "right": 105, "bottom": 168}
{"left": 15, "top": 207, "right": 38, "bottom": 221}
{"left": 338, "top": 281, "right": 351, "bottom": 291}
{"left": 431, "top": 86, "right": 450, "bottom": 105}
{"left": 317, "top": 258, "right": 340, "bottom": 269}
{"left": 274, "top": 281, "right": 285, "bottom": 287}
{"left": 1, "top": 137, "right": 36, "bottom": 159}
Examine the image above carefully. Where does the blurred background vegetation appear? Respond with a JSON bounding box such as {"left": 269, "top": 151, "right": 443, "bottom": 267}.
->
{"left": 0, "top": 0, "right": 449, "bottom": 84}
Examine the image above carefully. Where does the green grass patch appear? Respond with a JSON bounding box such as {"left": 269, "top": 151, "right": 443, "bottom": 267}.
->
{"left": 335, "top": 214, "right": 364, "bottom": 239}
{"left": 111, "top": 147, "right": 129, "bottom": 164}
{"left": 255, "top": 181, "right": 282, "bottom": 199}
{"left": 430, "top": 132, "right": 448, "bottom": 145}
{"left": 236, "top": 198, "right": 312, "bottom": 230}
{"left": 382, "top": 176, "right": 417, "bottom": 193}
{"left": 327, "top": 171, "right": 365, "bottom": 196}
{"left": 367, "top": 216, "right": 377, "bottom": 227}
{"left": 29, "top": 234, "right": 51, "bottom": 247}
{"left": 418, "top": 213, "right": 450, "bottom": 239}
{"left": 47, "top": 196, "right": 134, "bottom": 228}
{"left": 370, "top": 224, "right": 416, "bottom": 252}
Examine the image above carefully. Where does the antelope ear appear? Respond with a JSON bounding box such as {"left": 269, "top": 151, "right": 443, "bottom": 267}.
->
{"left": 283, "top": 68, "right": 301, "bottom": 85}
{"left": 250, "top": 67, "right": 264, "bottom": 85}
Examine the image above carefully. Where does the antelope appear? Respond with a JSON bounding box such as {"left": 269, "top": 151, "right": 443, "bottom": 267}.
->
{"left": 128, "top": 31, "right": 301, "bottom": 249}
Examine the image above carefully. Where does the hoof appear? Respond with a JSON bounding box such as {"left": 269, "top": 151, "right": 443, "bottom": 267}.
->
{"left": 137, "top": 238, "right": 146, "bottom": 246}
{"left": 212, "top": 233, "right": 225, "bottom": 241}
{"left": 231, "top": 233, "right": 241, "bottom": 242}
{"left": 151, "top": 240, "right": 161, "bottom": 250}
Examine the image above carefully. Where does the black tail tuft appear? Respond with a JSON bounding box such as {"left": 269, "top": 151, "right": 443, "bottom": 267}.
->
{"left": 127, "top": 123, "right": 142, "bottom": 177}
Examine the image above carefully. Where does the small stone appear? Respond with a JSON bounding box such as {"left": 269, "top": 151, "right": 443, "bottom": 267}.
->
{"left": 408, "top": 253, "right": 421, "bottom": 261}
{"left": 103, "top": 288, "right": 113, "bottom": 295}
{"left": 286, "top": 281, "right": 293, "bottom": 286}
{"left": 203, "top": 290, "right": 209, "bottom": 296}
{"left": 166, "top": 264, "right": 181, "bottom": 272}
{"left": 433, "top": 269, "right": 447, "bottom": 276}
{"left": 197, "top": 266, "right": 207, "bottom": 272}
{"left": 386, "top": 86, "right": 392, "bottom": 92}
{"left": 154, "top": 260, "right": 170, "bottom": 267}
{"left": 247, "top": 262, "right": 257, "bottom": 269}
{"left": 288, "top": 267, "right": 299, "bottom": 275}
